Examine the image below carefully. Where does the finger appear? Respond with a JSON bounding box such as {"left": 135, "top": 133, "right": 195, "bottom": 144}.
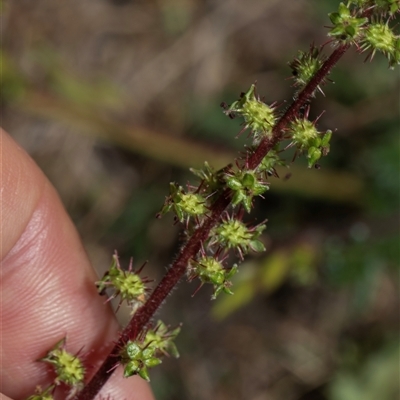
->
{"left": 0, "top": 130, "right": 154, "bottom": 400}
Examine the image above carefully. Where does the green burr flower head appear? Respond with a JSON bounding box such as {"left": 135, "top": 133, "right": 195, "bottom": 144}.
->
{"left": 289, "top": 46, "right": 326, "bottom": 93}
{"left": 361, "top": 21, "right": 399, "bottom": 67}
{"left": 290, "top": 118, "right": 319, "bottom": 148}
{"left": 143, "top": 320, "right": 181, "bottom": 358}
{"left": 121, "top": 321, "right": 180, "bottom": 381}
{"left": 289, "top": 118, "right": 332, "bottom": 168}
{"left": 122, "top": 342, "right": 161, "bottom": 381}
{"left": 179, "top": 192, "right": 207, "bottom": 217}
{"left": 224, "top": 84, "right": 276, "bottom": 143}
{"left": 40, "top": 338, "right": 85, "bottom": 388}
{"left": 190, "top": 256, "right": 238, "bottom": 299}
{"left": 328, "top": 2, "right": 368, "bottom": 43}
{"left": 190, "top": 161, "right": 224, "bottom": 195}
{"left": 256, "top": 149, "right": 284, "bottom": 175}
{"left": 213, "top": 218, "right": 266, "bottom": 258}
{"left": 158, "top": 183, "right": 207, "bottom": 223}
{"left": 96, "top": 253, "right": 148, "bottom": 309}
{"left": 224, "top": 169, "right": 269, "bottom": 213}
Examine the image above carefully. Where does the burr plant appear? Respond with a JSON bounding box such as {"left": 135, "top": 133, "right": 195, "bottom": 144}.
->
{"left": 25, "top": 1, "right": 399, "bottom": 399}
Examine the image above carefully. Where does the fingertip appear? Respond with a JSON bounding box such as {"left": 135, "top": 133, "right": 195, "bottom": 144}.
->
{"left": 1, "top": 129, "right": 46, "bottom": 259}
{"left": 0, "top": 130, "right": 154, "bottom": 399}
{"left": 102, "top": 367, "right": 156, "bottom": 400}
{"left": 0, "top": 394, "right": 14, "bottom": 400}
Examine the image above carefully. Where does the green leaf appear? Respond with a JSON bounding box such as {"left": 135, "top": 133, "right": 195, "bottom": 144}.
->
{"left": 249, "top": 239, "right": 266, "bottom": 252}
{"left": 329, "top": 12, "right": 341, "bottom": 25}
{"left": 338, "top": 2, "right": 350, "bottom": 16}
{"left": 307, "top": 147, "right": 322, "bottom": 168}
{"left": 242, "top": 172, "right": 256, "bottom": 188}
{"left": 243, "top": 196, "right": 253, "bottom": 213}
{"left": 226, "top": 177, "right": 243, "bottom": 190}
{"left": 138, "top": 367, "right": 151, "bottom": 381}
{"left": 346, "top": 25, "right": 356, "bottom": 37}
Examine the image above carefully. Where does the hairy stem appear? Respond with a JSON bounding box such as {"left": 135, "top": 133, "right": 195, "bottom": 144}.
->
{"left": 75, "top": 43, "right": 349, "bottom": 400}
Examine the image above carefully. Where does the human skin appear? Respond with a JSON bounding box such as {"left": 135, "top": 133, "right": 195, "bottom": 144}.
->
{"left": 0, "top": 129, "right": 154, "bottom": 400}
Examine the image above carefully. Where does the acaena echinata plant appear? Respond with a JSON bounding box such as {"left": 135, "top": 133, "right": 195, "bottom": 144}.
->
{"left": 26, "top": 1, "right": 399, "bottom": 399}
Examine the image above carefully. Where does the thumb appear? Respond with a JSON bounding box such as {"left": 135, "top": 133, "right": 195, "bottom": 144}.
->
{"left": 0, "top": 129, "right": 154, "bottom": 399}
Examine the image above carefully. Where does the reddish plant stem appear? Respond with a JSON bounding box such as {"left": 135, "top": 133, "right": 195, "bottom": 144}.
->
{"left": 75, "top": 190, "right": 232, "bottom": 399}
{"left": 75, "top": 43, "right": 349, "bottom": 400}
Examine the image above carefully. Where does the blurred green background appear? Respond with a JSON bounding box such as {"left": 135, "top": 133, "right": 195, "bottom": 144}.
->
{"left": 2, "top": 1, "right": 399, "bottom": 399}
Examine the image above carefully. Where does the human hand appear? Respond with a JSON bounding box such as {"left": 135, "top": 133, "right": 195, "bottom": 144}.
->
{"left": 0, "top": 129, "right": 154, "bottom": 400}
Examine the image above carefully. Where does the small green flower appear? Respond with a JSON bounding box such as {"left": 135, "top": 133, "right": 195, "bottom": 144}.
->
{"left": 288, "top": 117, "right": 332, "bottom": 168}
{"left": 361, "top": 21, "right": 399, "bottom": 67}
{"left": 157, "top": 182, "right": 207, "bottom": 223}
{"left": 224, "top": 168, "right": 269, "bottom": 213}
{"left": 26, "top": 386, "right": 55, "bottom": 400}
{"left": 120, "top": 321, "right": 180, "bottom": 381}
{"left": 289, "top": 118, "right": 319, "bottom": 148}
{"left": 189, "top": 256, "right": 238, "bottom": 299}
{"left": 307, "top": 146, "right": 323, "bottom": 168}
{"left": 96, "top": 252, "right": 151, "bottom": 311}
{"left": 211, "top": 215, "right": 266, "bottom": 259}
{"left": 256, "top": 149, "right": 285, "bottom": 176}
{"left": 328, "top": 2, "right": 368, "bottom": 43}
{"left": 40, "top": 338, "right": 85, "bottom": 388}
{"left": 289, "top": 45, "right": 327, "bottom": 95}
{"left": 143, "top": 320, "right": 181, "bottom": 358}
{"left": 223, "top": 84, "right": 276, "bottom": 144}
{"left": 190, "top": 161, "right": 227, "bottom": 196}
{"left": 121, "top": 342, "right": 161, "bottom": 381}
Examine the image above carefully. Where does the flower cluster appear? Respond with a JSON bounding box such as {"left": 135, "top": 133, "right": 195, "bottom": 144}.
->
{"left": 223, "top": 167, "right": 269, "bottom": 213}
{"left": 210, "top": 214, "right": 266, "bottom": 259}
{"left": 349, "top": 0, "right": 400, "bottom": 16}
{"left": 256, "top": 149, "right": 285, "bottom": 177}
{"left": 287, "top": 117, "right": 332, "bottom": 168}
{"left": 328, "top": 2, "right": 368, "bottom": 43}
{"left": 120, "top": 321, "right": 181, "bottom": 381}
{"left": 156, "top": 144, "right": 270, "bottom": 297}
{"left": 96, "top": 252, "right": 152, "bottom": 313}
{"left": 328, "top": 2, "right": 399, "bottom": 68}
{"left": 361, "top": 20, "right": 399, "bottom": 67}
{"left": 25, "top": 338, "right": 85, "bottom": 399}
{"left": 188, "top": 255, "right": 238, "bottom": 299}
{"left": 24, "top": 2, "right": 400, "bottom": 398}
{"left": 222, "top": 84, "right": 276, "bottom": 144}
{"left": 190, "top": 161, "right": 226, "bottom": 197}
{"left": 157, "top": 182, "right": 208, "bottom": 225}
{"left": 41, "top": 338, "right": 85, "bottom": 389}
{"left": 289, "top": 45, "right": 327, "bottom": 95}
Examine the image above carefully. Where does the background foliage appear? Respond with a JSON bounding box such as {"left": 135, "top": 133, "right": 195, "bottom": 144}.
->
{"left": 2, "top": 1, "right": 399, "bottom": 399}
